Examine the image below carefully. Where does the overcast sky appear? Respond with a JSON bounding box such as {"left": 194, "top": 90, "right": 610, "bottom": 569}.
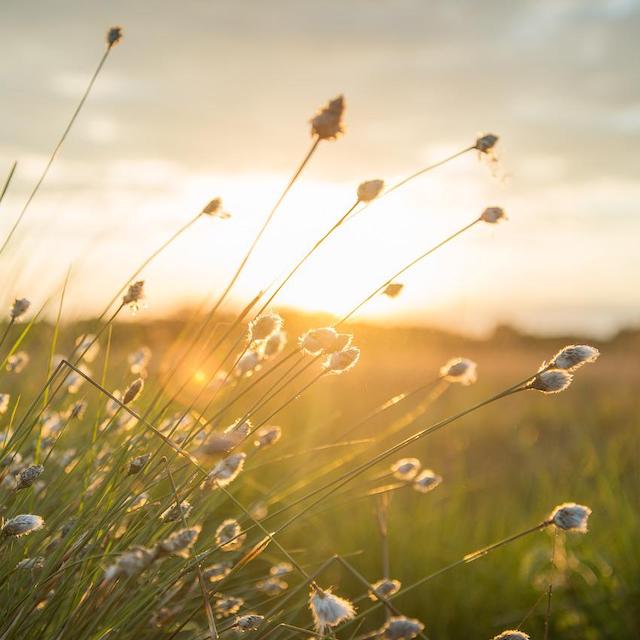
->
{"left": 1, "top": 0, "right": 638, "bottom": 337}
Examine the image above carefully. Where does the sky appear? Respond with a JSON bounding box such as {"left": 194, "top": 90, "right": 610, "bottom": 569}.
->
{"left": 1, "top": 0, "right": 639, "bottom": 337}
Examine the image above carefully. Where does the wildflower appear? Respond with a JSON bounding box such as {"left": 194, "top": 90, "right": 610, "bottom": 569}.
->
{"left": 549, "top": 503, "right": 592, "bottom": 533}
{"left": 527, "top": 369, "right": 573, "bottom": 394}
{"left": 127, "top": 454, "right": 150, "bottom": 475}
{"left": 203, "top": 561, "right": 232, "bottom": 582}
{"left": 122, "top": 378, "right": 144, "bottom": 405}
{"left": 160, "top": 500, "right": 193, "bottom": 522}
{"left": 215, "top": 519, "right": 246, "bottom": 551}
{"left": 16, "top": 556, "right": 45, "bottom": 571}
{"left": 391, "top": 458, "right": 421, "bottom": 481}
{"left": 205, "top": 453, "right": 246, "bottom": 488}
{"left": 215, "top": 595, "right": 244, "bottom": 618}
{"left": 104, "top": 546, "right": 155, "bottom": 580}
{"left": 254, "top": 425, "right": 282, "bottom": 448}
{"left": 201, "top": 197, "right": 230, "bottom": 219}
{"left": 379, "top": 616, "right": 425, "bottom": 640}
{"left": 250, "top": 312, "right": 283, "bottom": 342}
{"left": 256, "top": 577, "right": 288, "bottom": 596}
{"left": 6, "top": 351, "right": 29, "bottom": 373}
{"left": 128, "top": 346, "right": 151, "bottom": 374}
{"left": 548, "top": 345, "right": 600, "bottom": 371}
{"left": 75, "top": 334, "right": 100, "bottom": 362}
{"left": 309, "top": 585, "right": 355, "bottom": 633}
{"left": 235, "top": 350, "right": 261, "bottom": 377}
{"left": 491, "top": 632, "right": 530, "bottom": 640}
{"left": 107, "top": 26, "right": 123, "bottom": 47}
{"left": 0, "top": 393, "right": 10, "bottom": 415}
{"left": 440, "top": 357, "right": 477, "bottom": 385}
{"left": 1, "top": 514, "right": 44, "bottom": 538}
{"left": 475, "top": 133, "right": 499, "bottom": 154}
{"left": 323, "top": 346, "right": 360, "bottom": 374}
{"left": 357, "top": 179, "right": 385, "bottom": 202}
{"left": 300, "top": 327, "right": 352, "bottom": 355}
{"left": 270, "top": 562, "right": 293, "bottom": 576}
{"left": 479, "top": 207, "right": 506, "bottom": 224}
{"left": 383, "top": 283, "right": 404, "bottom": 298}
{"left": 123, "top": 281, "right": 145, "bottom": 311}
{"left": 15, "top": 465, "right": 44, "bottom": 491}
{"left": 155, "top": 526, "right": 200, "bottom": 558}
{"left": 369, "top": 578, "right": 401, "bottom": 601}
{"left": 235, "top": 614, "right": 264, "bottom": 632}
{"left": 413, "top": 469, "right": 442, "bottom": 493}
{"left": 311, "top": 95, "right": 345, "bottom": 140}
{"left": 10, "top": 298, "right": 30, "bottom": 320}
{"left": 263, "top": 331, "right": 287, "bottom": 358}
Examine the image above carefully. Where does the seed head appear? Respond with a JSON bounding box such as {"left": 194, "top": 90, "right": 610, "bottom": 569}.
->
{"left": 527, "top": 369, "right": 573, "bottom": 394}
{"left": 155, "top": 526, "right": 201, "bottom": 558}
{"left": 16, "top": 556, "right": 45, "bottom": 571}
{"left": 104, "top": 546, "right": 155, "bottom": 580}
{"left": 122, "top": 281, "right": 145, "bottom": 310}
{"left": 480, "top": 207, "right": 507, "bottom": 224}
{"left": 235, "top": 614, "right": 264, "bottom": 632}
{"left": 254, "top": 425, "right": 282, "bottom": 448}
{"left": 475, "top": 133, "right": 499, "bottom": 153}
{"left": 205, "top": 452, "right": 246, "bottom": 488}
{"left": 357, "top": 179, "right": 385, "bottom": 203}
{"left": 127, "top": 454, "right": 150, "bottom": 476}
{"left": 250, "top": 312, "right": 283, "bottom": 342}
{"left": 160, "top": 500, "right": 193, "bottom": 522}
{"left": 309, "top": 585, "right": 355, "bottom": 632}
{"left": 413, "top": 469, "right": 442, "bottom": 493}
{"left": 235, "top": 349, "right": 261, "bottom": 377}
{"left": 369, "top": 578, "right": 401, "bottom": 601}
{"left": 257, "top": 576, "right": 288, "bottom": 595}
{"left": 75, "top": 334, "right": 100, "bottom": 362}
{"left": 0, "top": 394, "right": 10, "bottom": 415}
{"left": 215, "top": 518, "right": 246, "bottom": 551}
{"left": 391, "top": 458, "right": 421, "bottom": 481}
{"left": 548, "top": 345, "right": 600, "bottom": 371}
{"left": 10, "top": 298, "right": 30, "bottom": 320}
{"left": 263, "top": 331, "right": 287, "bottom": 358}
{"left": 492, "top": 632, "right": 530, "bottom": 640}
{"left": 311, "top": 95, "right": 345, "bottom": 140}
{"left": 107, "top": 26, "right": 123, "bottom": 47}
{"left": 122, "top": 378, "right": 144, "bottom": 405}
{"left": 128, "top": 346, "right": 151, "bottom": 374}
{"left": 201, "top": 197, "right": 230, "bottom": 219}
{"left": 379, "top": 616, "right": 425, "bottom": 640}
{"left": 204, "top": 561, "right": 232, "bottom": 582}
{"left": 300, "top": 327, "right": 352, "bottom": 355}
{"left": 383, "top": 283, "right": 404, "bottom": 298}
{"left": 549, "top": 502, "right": 592, "bottom": 533}
{"left": 16, "top": 465, "right": 44, "bottom": 491}
{"left": 270, "top": 561, "right": 293, "bottom": 576}
{"left": 1, "top": 514, "right": 44, "bottom": 538}
{"left": 440, "top": 357, "right": 477, "bottom": 385}
{"left": 6, "top": 351, "right": 29, "bottom": 373}
{"left": 215, "top": 596, "right": 244, "bottom": 618}
{"left": 323, "top": 346, "right": 360, "bottom": 374}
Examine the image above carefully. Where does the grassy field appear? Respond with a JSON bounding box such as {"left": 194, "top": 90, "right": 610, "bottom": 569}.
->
{"left": 0, "top": 313, "right": 637, "bottom": 639}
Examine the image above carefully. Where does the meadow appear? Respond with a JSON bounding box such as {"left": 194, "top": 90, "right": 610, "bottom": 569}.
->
{"left": 1, "top": 25, "right": 638, "bottom": 640}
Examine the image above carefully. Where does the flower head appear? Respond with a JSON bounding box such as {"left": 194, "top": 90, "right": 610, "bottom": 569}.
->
{"left": 413, "top": 469, "right": 442, "bottom": 493}
{"left": 254, "top": 425, "right": 282, "bottom": 448}
{"left": 383, "top": 283, "right": 404, "bottom": 298}
{"left": 475, "top": 133, "right": 499, "bottom": 153}
{"left": 127, "top": 454, "right": 150, "bottom": 476}
{"left": 480, "top": 207, "right": 506, "bottom": 224}
{"left": 549, "top": 502, "right": 592, "bottom": 533}
{"left": 122, "top": 378, "right": 144, "bottom": 405}
{"left": 311, "top": 95, "right": 345, "bottom": 140}
{"left": 235, "top": 350, "right": 261, "bottom": 377}
{"left": 203, "top": 561, "right": 232, "bottom": 582}
{"left": 235, "top": 614, "right": 264, "bottom": 632}
{"left": 309, "top": 585, "right": 355, "bottom": 632}
{"left": 300, "top": 327, "right": 351, "bottom": 355}
{"left": 215, "top": 596, "right": 244, "bottom": 619}
{"left": 16, "top": 465, "right": 44, "bottom": 491}
{"left": 548, "top": 345, "right": 600, "bottom": 371}
{"left": 527, "top": 369, "right": 573, "bottom": 394}
{"left": 357, "top": 179, "right": 385, "bottom": 202}
{"left": 123, "top": 281, "right": 145, "bottom": 311}
{"left": 492, "top": 632, "right": 530, "bottom": 640}
{"left": 250, "top": 312, "right": 283, "bottom": 342}
{"left": 379, "top": 616, "right": 425, "bottom": 640}
{"left": 107, "top": 26, "right": 123, "bottom": 47}
{"left": 215, "top": 519, "right": 246, "bottom": 551}
{"left": 104, "top": 546, "right": 155, "bottom": 581}
{"left": 369, "top": 578, "right": 401, "bottom": 601}
{"left": 155, "top": 526, "right": 201, "bottom": 558}
{"left": 205, "top": 453, "right": 246, "bottom": 488}
{"left": 160, "top": 500, "right": 193, "bottom": 522}
{"left": 201, "top": 197, "right": 230, "bottom": 219}
{"left": 263, "top": 331, "right": 287, "bottom": 358}
{"left": 440, "top": 357, "right": 477, "bottom": 385}
{"left": 323, "top": 346, "right": 360, "bottom": 374}
{"left": 391, "top": 457, "right": 421, "bottom": 481}
{"left": 10, "top": 298, "right": 30, "bottom": 320}
{"left": 1, "top": 514, "right": 44, "bottom": 538}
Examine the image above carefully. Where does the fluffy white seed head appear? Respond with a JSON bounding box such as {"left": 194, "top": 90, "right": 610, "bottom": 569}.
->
{"left": 6, "top": 351, "right": 29, "bottom": 374}
{"left": 155, "top": 526, "right": 201, "bottom": 558}
{"left": 549, "top": 502, "right": 592, "bottom": 533}
{"left": 480, "top": 206, "right": 507, "bottom": 224}
{"left": 122, "top": 281, "right": 145, "bottom": 310}
{"left": 379, "top": 616, "right": 425, "bottom": 640}
{"left": 369, "top": 578, "right": 401, "bottom": 601}
{"left": 548, "top": 345, "right": 600, "bottom": 371}
{"left": 270, "top": 561, "right": 293, "bottom": 576}
{"left": 235, "top": 349, "right": 261, "bottom": 377}
{"left": 300, "top": 327, "right": 352, "bottom": 355}
{"left": 257, "top": 576, "right": 288, "bottom": 595}
{"left": 440, "top": 357, "right": 478, "bottom": 385}
{"left": 323, "top": 346, "right": 360, "bottom": 374}
{"left": 263, "top": 331, "right": 287, "bottom": 358}
{"left": 10, "top": 298, "right": 30, "bottom": 320}
{"left": 527, "top": 369, "right": 573, "bottom": 394}
{"left": 205, "top": 453, "right": 246, "bottom": 488}
{"left": 160, "top": 500, "right": 193, "bottom": 523}
{"left": 311, "top": 95, "right": 345, "bottom": 140}
{"left": 309, "top": 586, "right": 355, "bottom": 632}
{"left": 357, "top": 179, "right": 385, "bottom": 202}
{"left": 413, "top": 469, "right": 443, "bottom": 494}
{"left": 492, "top": 631, "right": 530, "bottom": 640}
{"left": 104, "top": 546, "right": 155, "bottom": 581}
{"left": 254, "top": 425, "right": 282, "bottom": 448}
{"left": 1, "top": 514, "right": 44, "bottom": 538}
{"left": 250, "top": 312, "right": 283, "bottom": 342}
{"left": 16, "top": 465, "right": 44, "bottom": 491}
{"left": 215, "top": 596, "right": 244, "bottom": 618}
{"left": 215, "top": 519, "right": 246, "bottom": 551}
{"left": 235, "top": 614, "right": 264, "bottom": 632}
{"left": 203, "top": 561, "right": 232, "bottom": 582}
{"left": 128, "top": 346, "right": 151, "bottom": 374}
{"left": 391, "top": 458, "right": 421, "bottom": 481}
